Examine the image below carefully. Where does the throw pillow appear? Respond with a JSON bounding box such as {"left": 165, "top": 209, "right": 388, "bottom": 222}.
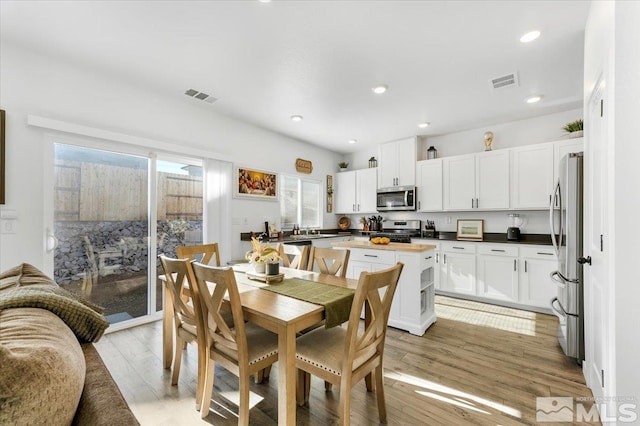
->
{"left": 0, "top": 263, "right": 57, "bottom": 292}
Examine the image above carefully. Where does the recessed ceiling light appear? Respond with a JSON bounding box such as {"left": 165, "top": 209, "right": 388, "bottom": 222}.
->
{"left": 418, "top": 122, "right": 430, "bottom": 129}
{"left": 526, "top": 96, "right": 542, "bottom": 104}
{"left": 348, "top": 139, "right": 357, "bottom": 144}
{"left": 258, "top": 0, "right": 271, "bottom": 3}
{"left": 520, "top": 30, "right": 541, "bottom": 43}
{"left": 290, "top": 115, "right": 303, "bottom": 122}
{"left": 372, "top": 85, "right": 388, "bottom": 94}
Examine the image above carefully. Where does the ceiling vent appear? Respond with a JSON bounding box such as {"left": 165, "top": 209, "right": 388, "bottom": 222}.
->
{"left": 490, "top": 72, "right": 519, "bottom": 90}
{"left": 184, "top": 88, "right": 218, "bottom": 104}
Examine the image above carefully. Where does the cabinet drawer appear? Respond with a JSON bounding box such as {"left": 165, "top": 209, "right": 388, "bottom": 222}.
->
{"left": 441, "top": 242, "right": 476, "bottom": 254}
{"left": 520, "top": 246, "right": 556, "bottom": 259}
{"left": 477, "top": 244, "right": 518, "bottom": 257}
{"left": 349, "top": 248, "right": 396, "bottom": 264}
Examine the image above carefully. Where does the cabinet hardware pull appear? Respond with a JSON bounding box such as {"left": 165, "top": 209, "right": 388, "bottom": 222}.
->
{"left": 525, "top": 260, "right": 528, "bottom": 272}
{"left": 424, "top": 256, "right": 432, "bottom": 260}
{"left": 353, "top": 204, "right": 355, "bottom": 212}
{"left": 357, "top": 204, "right": 360, "bottom": 211}
{"left": 435, "top": 253, "right": 439, "bottom": 263}
{"left": 471, "top": 198, "right": 474, "bottom": 208}
{"left": 364, "top": 254, "right": 378, "bottom": 258}
{"left": 514, "top": 259, "right": 517, "bottom": 271}
{"left": 418, "top": 201, "right": 421, "bottom": 210}
{"left": 537, "top": 252, "right": 554, "bottom": 256}
{"left": 491, "top": 249, "right": 505, "bottom": 252}
{"left": 443, "top": 254, "right": 447, "bottom": 264}
{"left": 453, "top": 246, "right": 464, "bottom": 249}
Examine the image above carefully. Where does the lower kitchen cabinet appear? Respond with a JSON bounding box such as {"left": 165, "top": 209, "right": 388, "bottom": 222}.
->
{"left": 440, "top": 242, "right": 476, "bottom": 295}
{"left": 476, "top": 244, "right": 519, "bottom": 302}
{"left": 345, "top": 246, "right": 436, "bottom": 336}
{"left": 519, "top": 246, "right": 557, "bottom": 310}
{"left": 414, "top": 240, "right": 556, "bottom": 314}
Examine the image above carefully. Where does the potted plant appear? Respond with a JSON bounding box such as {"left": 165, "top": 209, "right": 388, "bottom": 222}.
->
{"left": 245, "top": 237, "right": 280, "bottom": 274}
{"left": 338, "top": 161, "right": 349, "bottom": 171}
{"left": 562, "top": 119, "right": 583, "bottom": 138}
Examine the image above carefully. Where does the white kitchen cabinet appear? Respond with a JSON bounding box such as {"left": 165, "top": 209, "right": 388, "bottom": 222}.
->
{"left": 510, "top": 143, "right": 554, "bottom": 209}
{"left": 476, "top": 244, "right": 519, "bottom": 302}
{"left": 334, "top": 168, "right": 377, "bottom": 214}
{"left": 443, "top": 150, "right": 509, "bottom": 210}
{"left": 344, "top": 246, "right": 436, "bottom": 335}
{"left": 519, "top": 246, "right": 557, "bottom": 311}
{"left": 416, "top": 159, "right": 443, "bottom": 211}
{"left": 440, "top": 242, "right": 476, "bottom": 295}
{"left": 378, "top": 137, "right": 416, "bottom": 188}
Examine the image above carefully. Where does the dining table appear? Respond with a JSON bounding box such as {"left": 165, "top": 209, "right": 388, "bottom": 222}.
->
{"left": 161, "top": 263, "right": 360, "bottom": 426}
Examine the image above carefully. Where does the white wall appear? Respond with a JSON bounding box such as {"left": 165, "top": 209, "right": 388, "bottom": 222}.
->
{"left": 0, "top": 42, "right": 342, "bottom": 270}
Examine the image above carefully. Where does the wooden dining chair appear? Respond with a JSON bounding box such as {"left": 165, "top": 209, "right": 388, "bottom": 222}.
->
{"left": 158, "top": 255, "right": 206, "bottom": 409}
{"left": 191, "top": 262, "right": 279, "bottom": 424}
{"left": 295, "top": 262, "right": 404, "bottom": 426}
{"left": 306, "top": 247, "right": 350, "bottom": 278}
{"left": 277, "top": 243, "right": 309, "bottom": 269}
{"left": 176, "top": 243, "right": 221, "bottom": 266}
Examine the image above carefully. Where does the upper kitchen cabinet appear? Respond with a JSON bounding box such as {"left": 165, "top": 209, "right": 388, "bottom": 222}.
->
{"left": 334, "top": 168, "right": 377, "bottom": 214}
{"left": 416, "top": 159, "right": 443, "bottom": 211}
{"left": 443, "top": 150, "right": 509, "bottom": 210}
{"left": 378, "top": 137, "right": 416, "bottom": 189}
{"left": 510, "top": 143, "right": 554, "bottom": 209}
{"left": 510, "top": 138, "right": 584, "bottom": 210}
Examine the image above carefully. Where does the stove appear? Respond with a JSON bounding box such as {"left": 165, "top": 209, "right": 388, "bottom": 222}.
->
{"left": 369, "top": 219, "right": 421, "bottom": 243}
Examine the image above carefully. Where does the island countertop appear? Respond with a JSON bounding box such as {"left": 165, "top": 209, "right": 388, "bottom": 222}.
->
{"left": 332, "top": 240, "right": 436, "bottom": 252}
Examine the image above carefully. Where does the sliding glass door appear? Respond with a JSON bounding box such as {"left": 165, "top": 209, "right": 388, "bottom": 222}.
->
{"left": 52, "top": 144, "right": 204, "bottom": 325}
{"left": 53, "top": 144, "right": 150, "bottom": 324}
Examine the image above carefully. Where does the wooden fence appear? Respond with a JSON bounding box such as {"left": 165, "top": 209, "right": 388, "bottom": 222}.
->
{"left": 54, "top": 160, "right": 203, "bottom": 221}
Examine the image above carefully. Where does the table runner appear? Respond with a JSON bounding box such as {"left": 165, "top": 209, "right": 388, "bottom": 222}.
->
{"left": 260, "top": 278, "right": 354, "bottom": 328}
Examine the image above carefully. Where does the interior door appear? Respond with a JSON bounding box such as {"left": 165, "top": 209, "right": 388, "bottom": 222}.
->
{"left": 585, "top": 77, "right": 608, "bottom": 399}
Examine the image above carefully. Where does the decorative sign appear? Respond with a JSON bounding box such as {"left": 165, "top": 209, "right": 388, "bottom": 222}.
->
{"left": 295, "top": 158, "right": 313, "bottom": 174}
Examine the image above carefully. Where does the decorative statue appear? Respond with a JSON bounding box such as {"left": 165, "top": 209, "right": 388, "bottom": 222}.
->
{"left": 483, "top": 131, "right": 494, "bottom": 151}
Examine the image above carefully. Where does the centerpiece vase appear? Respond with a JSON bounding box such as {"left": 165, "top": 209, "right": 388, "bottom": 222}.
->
{"left": 252, "top": 261, "right": 266, "bottom": 274}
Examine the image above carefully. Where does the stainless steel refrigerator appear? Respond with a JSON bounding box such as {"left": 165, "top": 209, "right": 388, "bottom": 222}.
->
{"left": 549, "top": 152, "right": 585, "bottom": 362}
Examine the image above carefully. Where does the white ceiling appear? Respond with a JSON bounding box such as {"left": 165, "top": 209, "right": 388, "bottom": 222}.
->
{"left": 0, "top": 1, "right": 590, "bottom": 154}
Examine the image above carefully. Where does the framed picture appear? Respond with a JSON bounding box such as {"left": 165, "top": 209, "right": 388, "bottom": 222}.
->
{"left": 456, "top": 219, "right": 484, "bottom": 240}
{"left": 0, "top": 109, "right": 5, "bottom": 204}
{"left": 235, "top": 166, "right": 279, "bottom": 201}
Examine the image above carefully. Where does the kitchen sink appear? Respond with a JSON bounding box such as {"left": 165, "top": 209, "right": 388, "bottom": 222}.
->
{"left": 289, "top": 234, "right": 339, "bottom": 240}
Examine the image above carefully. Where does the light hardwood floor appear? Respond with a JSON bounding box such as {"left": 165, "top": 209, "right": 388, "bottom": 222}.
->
{"left": 96, "top": 296, "right": 597, "bottom": 425}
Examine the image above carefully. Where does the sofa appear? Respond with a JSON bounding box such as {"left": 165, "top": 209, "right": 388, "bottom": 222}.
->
{"left": 0, "top": 263, "right": 139, "bottom": 426}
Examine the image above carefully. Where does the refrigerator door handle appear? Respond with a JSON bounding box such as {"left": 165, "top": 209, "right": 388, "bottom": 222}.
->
{"left": 550, "top": 271, "right": 566, "bottom": 289}
{"left": 549, "top": 180, "right": 561, "bottom": 255}
{"left": 550, "top": 297, "right": 567, "bottom": 319}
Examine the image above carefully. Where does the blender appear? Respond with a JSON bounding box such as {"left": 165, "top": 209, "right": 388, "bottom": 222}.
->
{"left": 507, "top": 213, "right": 522, "bottom": 241}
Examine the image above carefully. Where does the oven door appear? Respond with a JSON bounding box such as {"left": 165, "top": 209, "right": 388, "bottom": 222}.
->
{"left": 376, "top": 186, "right": 416, "bottom": 211}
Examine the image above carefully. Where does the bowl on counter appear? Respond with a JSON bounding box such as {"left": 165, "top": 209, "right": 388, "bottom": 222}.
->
{"left": 338, "top": 216, "right": 351, "bottom": 230}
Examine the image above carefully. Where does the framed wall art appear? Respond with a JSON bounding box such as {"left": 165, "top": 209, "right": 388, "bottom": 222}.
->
{"left": 235, "top": 166, "right": 278, "bottom": 201}
{"left": 456, "top": 219, "right": 484, "bottom": 240}
{"left": 0, "top": 109, "right": 5, "bottom": 204}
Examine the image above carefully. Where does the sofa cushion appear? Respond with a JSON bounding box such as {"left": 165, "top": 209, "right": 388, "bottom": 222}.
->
{"left": 0, "top": 308, "right": 85, "bottom": 426}
{"left": 0, "top": 263, "right": 56, "bottom": 291}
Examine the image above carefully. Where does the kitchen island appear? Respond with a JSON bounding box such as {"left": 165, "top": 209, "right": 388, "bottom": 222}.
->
{"left": 332, "top": 241, "right": 437, "bottom": 336}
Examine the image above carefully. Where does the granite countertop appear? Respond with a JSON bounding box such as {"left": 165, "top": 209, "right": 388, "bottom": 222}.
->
{"left": 332, "top": 240, "right": 436, "bottom": 252}
{"left": 240, "top": 230, "right": 352, "bottom": 243}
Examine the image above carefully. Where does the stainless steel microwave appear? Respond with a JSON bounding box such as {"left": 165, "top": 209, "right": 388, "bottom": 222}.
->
{"left": 376, "top": 186, "right": 416, "bottom": 211}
